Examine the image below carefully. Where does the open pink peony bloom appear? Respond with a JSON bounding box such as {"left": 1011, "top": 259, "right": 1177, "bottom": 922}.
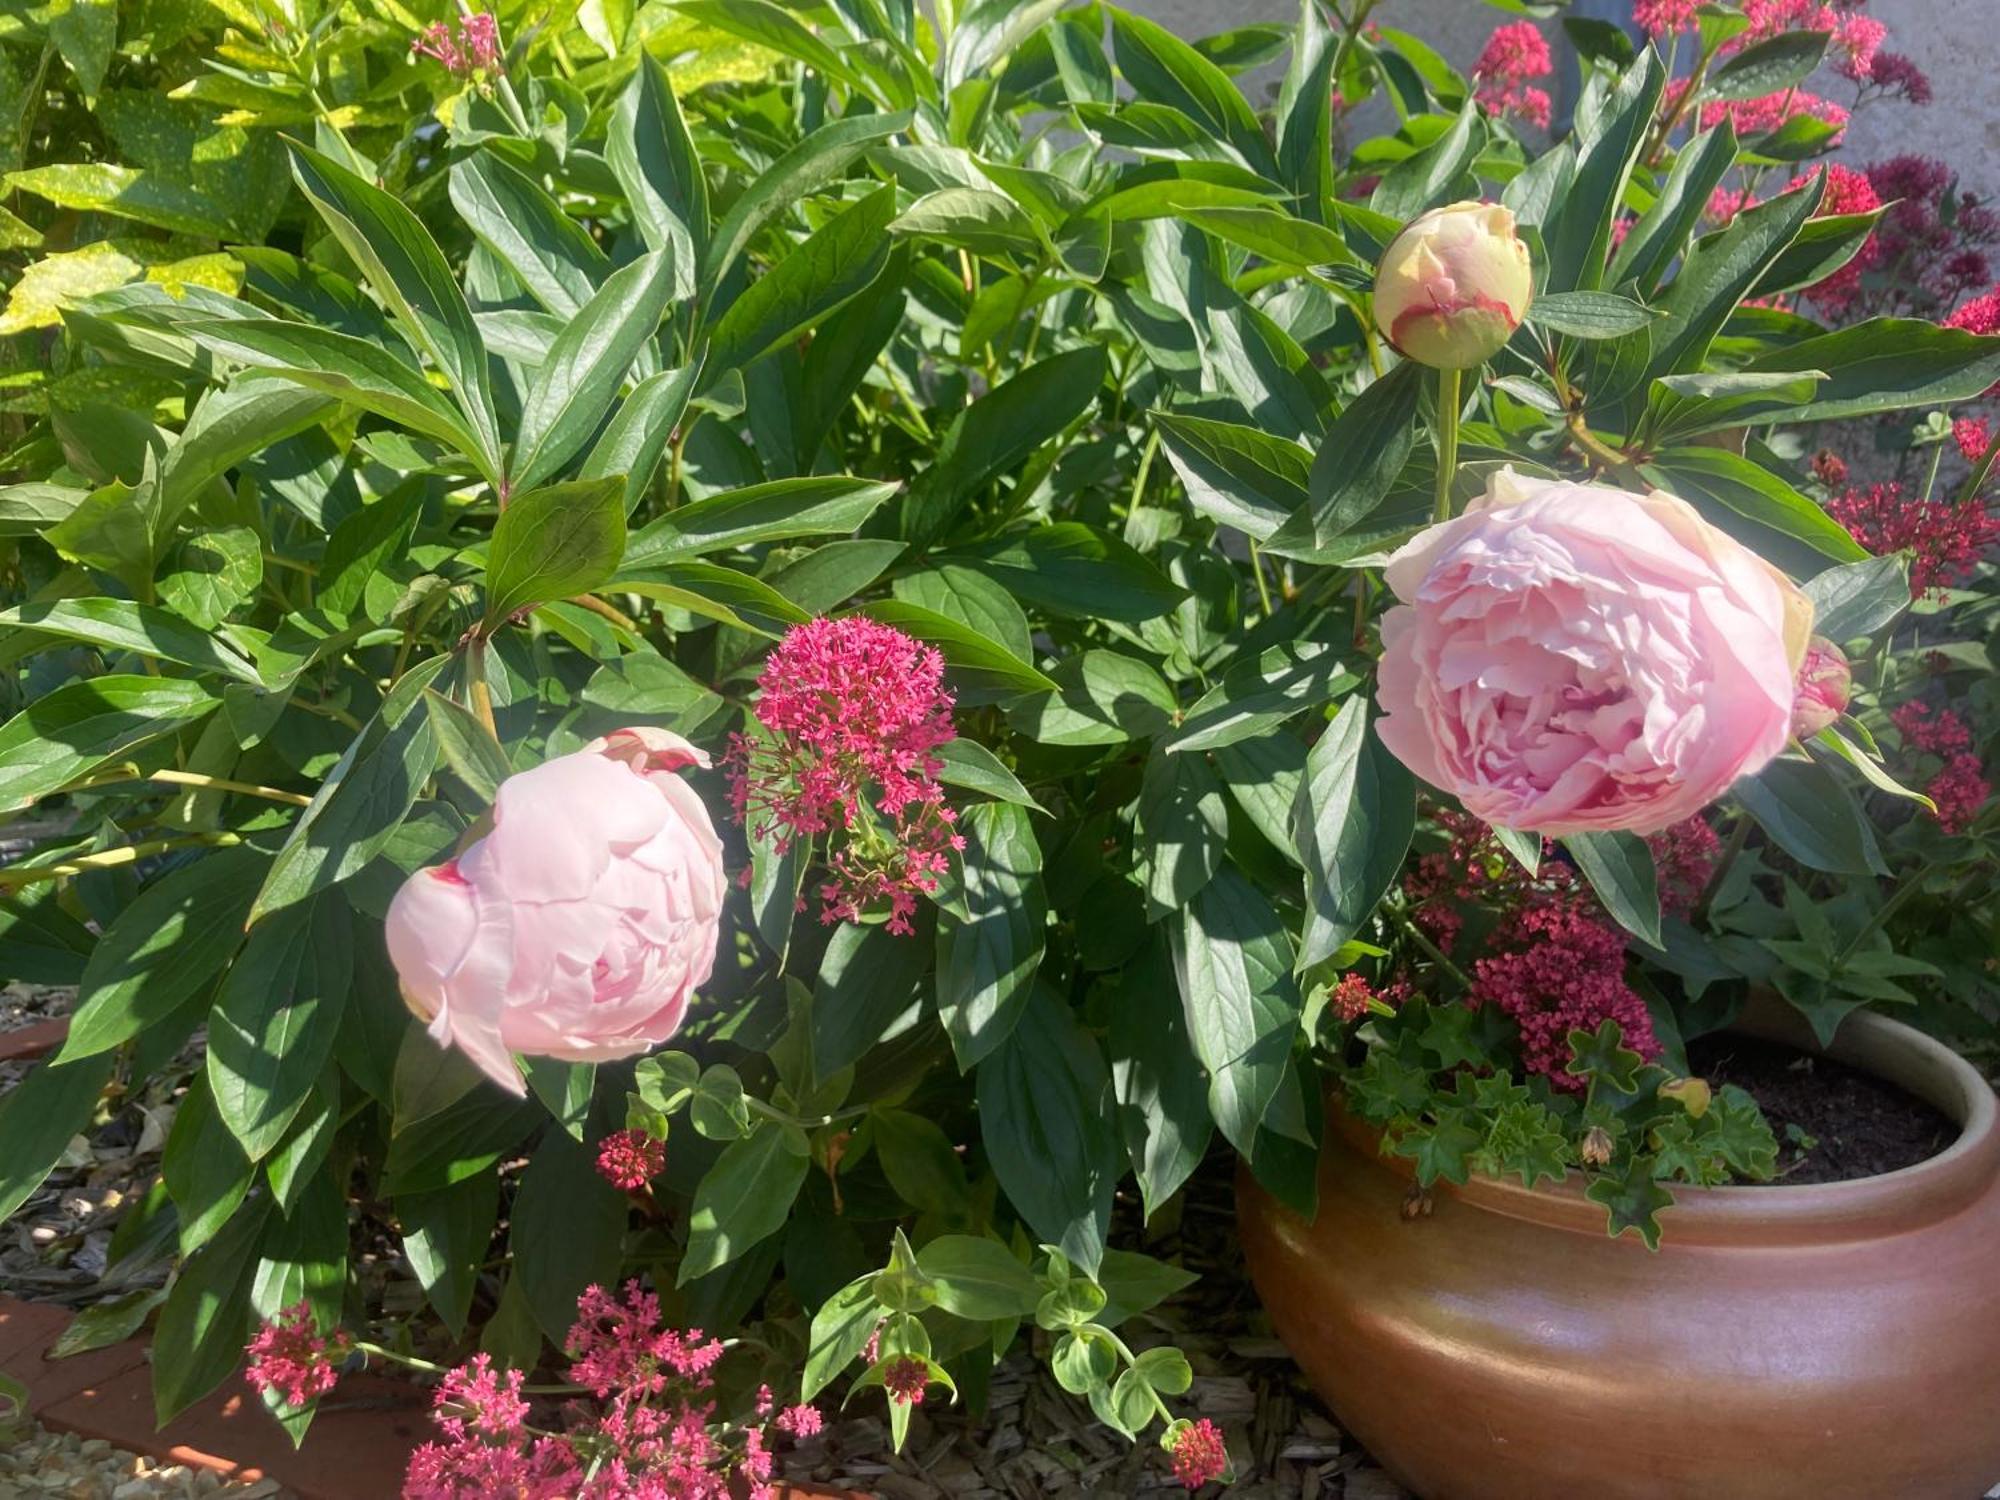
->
{"left": 1375, "top": 470, "right": 1813, "bottom": 836}
{"left": 385, "top": 727, "right": 725, "bottom": 1094}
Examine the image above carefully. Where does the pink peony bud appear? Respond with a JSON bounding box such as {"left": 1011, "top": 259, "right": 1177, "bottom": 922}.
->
{"left": 1375, "top": 469, "right": 1815, "bottom": 836}
{"left": 1373, "top": 201, "right": 1535, "bottom": 369}
{"left": 1790, "top": 636, "right": 1852, "bottom": 739}
{"left": 385, "top": 727, "right": 725, "bottom": 1095}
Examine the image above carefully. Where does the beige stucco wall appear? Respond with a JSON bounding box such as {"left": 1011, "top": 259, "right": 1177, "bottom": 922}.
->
{"left": 1129, "top": 0, "right": 1999, "bottom": 220}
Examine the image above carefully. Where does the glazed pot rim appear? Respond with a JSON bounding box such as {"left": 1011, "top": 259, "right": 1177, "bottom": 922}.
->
{"left": 1338, "top": 1006, "right": 2000, "bottom": 1246}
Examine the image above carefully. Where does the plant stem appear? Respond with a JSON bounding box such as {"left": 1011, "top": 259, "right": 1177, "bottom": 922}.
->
{"left": 466, "top": 637, "right": 499, "bottom": 738}
{"left": 1391, "top": 907, "right": 1473, "bottom": 992}
{"left": 0, "top": 833, "right": 242, "bottom": 888}
{"left": 1432, "top": 365, "right": 1462, "bottom": 524}
{"left": 1830, "top": 873, "right": 1928, "bottom": 972}
{"left": 567, "top": 593, "right": 642, "bottom": 635}
{"left": 1248, "top": 540, "right": 1274, "bottom": 618}
{"left": 73, "top": 767, "right": 312, "bottom": 807}
{"left": 1955, "top": 437, "right": 1998, "bottom": 505}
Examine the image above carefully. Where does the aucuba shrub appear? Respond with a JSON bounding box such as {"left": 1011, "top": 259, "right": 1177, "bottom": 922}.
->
{"left": 0, "top": 0, "right": 1993, "bottom": 1484}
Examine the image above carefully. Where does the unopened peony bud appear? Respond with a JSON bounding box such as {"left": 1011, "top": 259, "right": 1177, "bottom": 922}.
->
{"left": 1373, "top": 201, "right": 1534, "bottom": 369}
{"left": 386, "top": 727, "right": 725, "bottom": 1095}
{"left": 1790, "top": 636, "right": 1851, "bottom": 738}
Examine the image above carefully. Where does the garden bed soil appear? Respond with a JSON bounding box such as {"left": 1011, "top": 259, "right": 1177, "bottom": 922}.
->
{"left": 1688, "top": 1032, "right": 1958, "bottom": 1184}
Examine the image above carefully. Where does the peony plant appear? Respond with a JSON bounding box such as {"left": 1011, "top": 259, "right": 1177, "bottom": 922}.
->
{"left": 0, "top": 0, "right": 1992, "bottom": 1491}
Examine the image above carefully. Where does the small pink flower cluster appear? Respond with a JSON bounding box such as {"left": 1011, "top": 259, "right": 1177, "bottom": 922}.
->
{"left": 1328, "top": 972, "right": 1379, "bottom": 1024}
{"left": 244, "top": 1302, "right": 352, "bottom": 1409}
{"left": 1632, "top": 0, "right": 1700, "bottom": 39}
{"left": 1736, "top": 0, "right": 1883, "bottom": 82}
{"left": 596, "top": 1128, "right": 666, "bottom": 1191}
{"left": 1954, "top": 418, "right": 1992, "bottom": 465}
{"left": 411, "top": 9, "right": 502, "bottom": 76}
{"left": 1790, "top": 165, "right": 1884, "bottom": 314}
{"left": 1471, "top": 903, "right": 1663, "bottom": 1091}
{"left": 880, "top": 1356, "right": 930, "bottom": 1405}
{"left": 1827, "top": 481, "right": 2000, "bottom": 599}
{"left": 1646, "top": 816, "right": 1723, "bottom": 917}
{"left": 403, "top": 1282, "right": 823, "bottom": 1500}
{"left": 1700, "top": 88, "right": 1848, "bottom": 146}
{"left": 728, "top": 617, "right": 964, "bottom": 935}
{"left": 1170, "top": 1418, "right": 1229, "bottom": 1489}
{"left": 1471, "top": 22, "right": 1553, "bottom": 129}
{"left": 1893, "top": 704, "right": 1992, "bottom": 835}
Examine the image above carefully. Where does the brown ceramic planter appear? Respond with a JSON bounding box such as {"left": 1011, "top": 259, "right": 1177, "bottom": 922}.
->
{"left": 1238, "top": 1005, "right": 2000, "bottom": 1500}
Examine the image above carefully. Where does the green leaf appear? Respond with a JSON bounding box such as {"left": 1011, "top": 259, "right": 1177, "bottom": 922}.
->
{"left": 914, "top": 1235, "right": 1040, "bottom": 1319}
{"left": 152, "top": 1196, "right": 272, "bottom": 1424}
{"left": 699, "top": 110, "right": 913, "bottom": 310}
{"left": 1370, "top": 101, "right": 1483, "bottom": 223}
{"left": 1107, "top": 935, "right": 1213, "bottom": 1216}
{"left": 803, "top": 1276, "right": 881, "bottom": 1402}
{"left": 1543, "top": 51, "right": 1662, "bottom": 295}
{"left": 1109, "top": 7, "right": 1274, "bottom": 175}
{"left": 902, "top": 346, "right": 1108, "bottom": 548}
{"left": 1265, "top": 362, "right": 1422, "bottom": 559}
{"left": 938, "top": 803, "right": 1048, "bottom": 1069}
{"left": 976, "top": 985, "right": 1121, "bottom": 1277}
{"left": 250, "top": 655, "right": 447, "bottom": 922}
{"left": 7, "top": 162, "right": 231, "bottom": 237}
{"left": 1736, "top": 758, "right": 1883, "bottom": 877}
{"left": 609, "top": 51, "right": 708, "bottom": 299}
{"left": 1154, "top": 411, "right": 1311, "bottom": 543}
{"left": 288, "top": 143, "right": 500, "bottom": 478}
{"left": 179, "top": 316, "right": 495, "bottom": 479}
{"left": 891, "top": 563, "right": 1032, "bottom": 664}
{"left": 1527, "top": 290, "right": 1658, "bottom": 339}
{"left": 933, "top": 738, "right": 1042, "bottom": 811}
{"left": 1802, "top": 555, "right": 1910, "bottom": 641}
{"left": 1097, "top": 1246, "right": 1199, "bottom": 1324}
{"left": 709, "top": 183, "right": 895, "bottom": 375}
{"left": 1165, "top": 638, "right": 1349, "bottom": 754}
{"left": 1293, "top": 700, "right": 1416, "bottom": 970}
{"left": 627, "top": 476, "right": 899, "bottom": 564}
{"left": 450, "top": 150, "right": 608, "bottom": 318}
{"left": 680, "top": 1122, "right": 812, "bottom": 1284}
{"left": 615, "top": 560, "right": 809, "bottom": 637}
{"left": 675, "top": 0, "right": 872, "bottom": 93}
{"left": 1646, "top": 369, "right": 1823, "bottom": 440}
{"left": 812, "top": 919, "right": 930, "bottom": 1081}
{"left": 0, "top": 889, "right": 94, "bottom": 986}
{"left": 1585, "top": 1154, "right": 1675, "bottom": 1249}
{"left": 947, "top": 0, "right": 1071, "bottom": 91}
{"left": 0, "top": 675, "right": 219, "bottom": 813}
{"left": 513, "top": 1127, "right": 630, "bottom": 1339}
{"left": 1170, "top": 868, "right": 1301, "bottom": 1159}
{"left": 47, "top": 1288, "right": 168, "bottom": 1361}
{"left": 581, "top": 360, "right": 702, "bottom": 513}
{"left": 318, "top": 481, "right": 424, "bottom": 619}
{"left": 381, "top": 1088, "right": 540, "bottom": 1196}
{"left": 512, "top": 253, "right": 674, "bottom": 492}
{"left": 484, "top": 476, "right": 626, "bottom": 624}
{"left": 1609, "top": 123, "right": 1738, "bottom": 296}
{"left": 944, "top": 523, "right": 1183, "bottom": 623}
{"left": 206, "top": 894, "right": 352, "bottom": 1161}
{"left": 857, "top": 600, "right": 1055, "bottom": 695}
{"left": 423, "top": 689, "right": 512, "bottom": 804}
{"left": 1641, "top": 447, "right": 1867, "bottom": 563}
{"left": 0, "top": 598, "right": 261, "bottom": 683}
{"left": 1275, "top": 0, "right": 1337, "bottom": 218}
{"left": 159, "top": 526, "right": 263, "bottom": 632}
{"left": 1563, "top": 831, "right": 1662, "bottom": 948}
{"left": 63, "top": 846, "right": 264, "bottom": 1060}
{"left": 890, "top": 187, "right": 1042, "bottom": 258}
{"left": 1742, "top": 319, "right": 2000, "bottom": 422}
{"left": 1136, "top": 745, "right": 1228, "bottom": 919}
{"left": 0, "top": 1051, "right": 115, "bottom": 1224}
{"left": 1006, "top": 649, "right": 1176, "bottom": 746}
{"left": 1646, "top": 180, "right": 1823, "bottom": 380}
{"left": 1706, "top": 28, "right": 1829, "bottom": 100}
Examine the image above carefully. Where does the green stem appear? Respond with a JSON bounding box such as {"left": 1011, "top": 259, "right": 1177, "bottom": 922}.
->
{"left": 1955, "top": 435, "right": 1998, "bottom": 505}
{"left": 1830, "top": 874, "right": 1928, "bottom": 972}
{"left": 72, "top": 767, "right": 312, "bottom": 807}
{"left": 1391, "top": 907, "right": 1472, "bottom": 992}
{"left": 0, "top": 832, "right": 242, "bottom": 888}
{"left": 1432, "top": 365, "right": 1462, "bottom": 525}
{"left": 466, "top": 637, "right": 499, "bottom": 738}
{"left": 1248, "top": 540, "right": 1274, "bottom": 618}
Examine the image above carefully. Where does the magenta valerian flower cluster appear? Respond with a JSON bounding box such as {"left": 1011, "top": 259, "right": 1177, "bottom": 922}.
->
{"left": 596, "top": 1128, "right": 666, "bottom": 1191}
{"left": 244, "top": 1301, "right": 352, "bottom": 1408}
{"left": 1471, "top": 22, "right": 1553, "bottom": 130}
{"left": 727, "top": 617, "right": 964, "bottom": 935}
{"left": 1471, "top": 903, "right": 1663, "bottom": 1091}
{"left": 411, "top": 7, "right": 502, "bottom": 76}
{"left": 399, "top": 1281, "right": 824, "bottom": 1500}
{"left": 1827, "top": 481, "right": 2000, "bottom": 600}
{"left": 1893, "top": 703, "right": 1993, "bottom": 835}
{"left": 1169, "top": 1417, "right": 1230, "bottom": 1489}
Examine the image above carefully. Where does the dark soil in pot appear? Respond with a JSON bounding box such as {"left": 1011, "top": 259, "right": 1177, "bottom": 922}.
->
{"left": 1688, "top": 1032, "right": 1957, "bottom": 1184}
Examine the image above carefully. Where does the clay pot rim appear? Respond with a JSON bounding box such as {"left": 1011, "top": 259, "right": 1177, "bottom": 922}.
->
{"left": 1339, "top": 1006, "right": 2000, "bottom": 1246}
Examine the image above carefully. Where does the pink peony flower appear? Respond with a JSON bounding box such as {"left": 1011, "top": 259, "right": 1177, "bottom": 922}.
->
{"left": 385, "top": 727, "right": 725, "bottom": 1095}
{"left": 1376, "top": 470, "right": 1812, "bottom": 836}
{"left": 1790, "top": 637, "right": 1852, "bottom": 739}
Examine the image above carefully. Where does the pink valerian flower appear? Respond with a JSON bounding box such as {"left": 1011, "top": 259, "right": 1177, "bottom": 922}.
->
{"left": 1471, "top": 904, "right": 1662, "bottom": 1091}
{"left": 1865, "top": 51, "right": 1932, "bottom": 105}
{"left": 728, "top": 617, "right": 965, "bottom": 935}
{"left": 1644, "top": 816, "right": 1722, "bottom": 917}
{"left": 567, "top": 1282, "right": 725, "bottom": 1401}
{"left": 1734, "top": 0, "right": 1883, "bottom": 77}
{"left": 1787, "top": 164, "right": 1883, "bottom": 313}
{"left": 1471, "top": 21, "right": 1553, "bottom": 129}
{"left": 1633, "top": 0, "right": 1699, "bottom": 39}
{"left": 1402, "top": 806, "right": 1563, "bottom": 953}
{"left": 595, "top": 1129, "right": 666, "bottom": 1191}
{"left": 433, "top": 1354, "right": 530, "bottom": 1443}
{"left": 1701, "top": 90, "right": 1848, "bottom": 145}
{"left": 1954, "top": 417, "right": 1993, "bottom": 465}
{"left": 1812, "top": 451, "right": 1851, "bottom": 489}
{"left": 775, "top": 1404, "right": 824, "bottom": 1438}
{"left": 1170, "top": 1418, "right": 1230, "bottom": 1489}
{"left": 1328, "top": 973, "right": 1378, "bottom": 1023}
{"left": 244, "top": 1302, "right": 351, "bottom": 1408}
{"left": 1706, "top": 187, "right": 1760, "bottom": 225}
{"left": 1893, "top": 704, "right": 1992, "bottom": 835}
{"left": 1827, "top": 481, "right": 2000, "bottom": 598}
{"left": 403, "top": 1435, "right": 581, "bottom": 1500}
{"left": 880, "top": 1356, "right": 930, "bottom": 1406}
{"left": 412, "top": 8, "right": 502, "bottom": 76}
{"left": 1945, "top": 285, "right": 2000, "bottom": 337}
